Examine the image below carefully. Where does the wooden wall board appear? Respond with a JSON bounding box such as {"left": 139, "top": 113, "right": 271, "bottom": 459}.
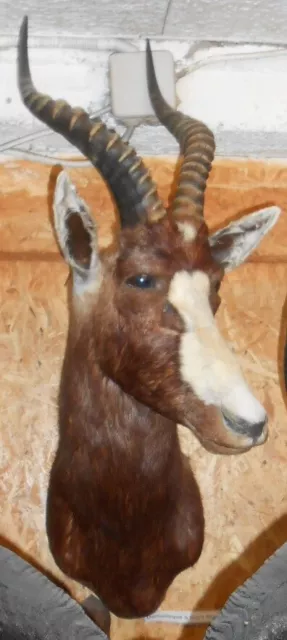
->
{"left": 0, "top": 158, "right": 287, "bottom": 640}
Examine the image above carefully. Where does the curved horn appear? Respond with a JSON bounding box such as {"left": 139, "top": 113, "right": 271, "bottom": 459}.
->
{"left": 17, "top": 17, "right": 166, "bottom": 228}
{"left": 146, "top": 40, "right": 215, "bottom": 236}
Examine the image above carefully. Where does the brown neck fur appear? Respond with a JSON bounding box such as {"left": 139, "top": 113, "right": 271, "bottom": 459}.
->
{"left": 47, "top": 312, "right": 204, "bottom": 619}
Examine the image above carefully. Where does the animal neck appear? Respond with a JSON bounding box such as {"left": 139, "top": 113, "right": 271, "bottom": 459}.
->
{"left": 60, "top": 329, "right": 178, "bottom": 472}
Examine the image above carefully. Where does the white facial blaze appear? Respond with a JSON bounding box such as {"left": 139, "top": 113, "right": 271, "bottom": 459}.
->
{"left": 168, "top": 270, "right": 266, "bottom": 425}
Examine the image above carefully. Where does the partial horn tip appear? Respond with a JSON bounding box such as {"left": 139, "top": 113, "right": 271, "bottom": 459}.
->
{"left": 146, "top": 39, "right": 154, "bottom": 65}
{"left": 20, "top": 15, "right": 29, "bottom": 39}
{"left": 17, "top": 14, "right": 34, "bottom": 99}
{"left": 18, "top": 15, "right": 29, "bottom": 62}
{"left": 145, "top": 38, "right": 156, "bottom": 83}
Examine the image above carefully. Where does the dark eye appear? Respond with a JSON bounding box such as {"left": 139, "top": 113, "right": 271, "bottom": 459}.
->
{"left": 126, "top": 274, "right": 156, "bottom": 289}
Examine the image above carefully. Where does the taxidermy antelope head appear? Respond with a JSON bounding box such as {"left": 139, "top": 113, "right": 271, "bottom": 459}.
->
{"left": 17, "top": 15, "right": 280, "bottom": 624}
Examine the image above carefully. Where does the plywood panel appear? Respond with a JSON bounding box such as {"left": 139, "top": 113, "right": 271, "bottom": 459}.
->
{"left": 0, "top": 158, "right": 287, "bottom": 640}
{"left": 1, "top": 159, "right": 287, "bottom": 259}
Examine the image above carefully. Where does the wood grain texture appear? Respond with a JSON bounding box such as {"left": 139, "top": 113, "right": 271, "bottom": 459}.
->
{"left": 0, "top": 157, "right": 287, "bottom": 640}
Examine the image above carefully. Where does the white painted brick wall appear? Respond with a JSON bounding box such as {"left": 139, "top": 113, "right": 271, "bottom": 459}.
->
{"left": 165, "top": 0, "right": 287, "bottom": 44}
{"left": 1, "top": 0, "right": 168, "bottom": 37}
{"left": 2, "top": 0, "right": 287, "bottom": 42}
{"left": 1, "top": 0, "right": 287, "bottom": 159}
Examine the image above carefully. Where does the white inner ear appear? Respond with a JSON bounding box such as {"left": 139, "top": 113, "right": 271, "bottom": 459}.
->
{"left": 209, "top": 205, "right": 281, "bottom": 272}
{"left": 53, "top": 170, "right": 101, "bottom": 294}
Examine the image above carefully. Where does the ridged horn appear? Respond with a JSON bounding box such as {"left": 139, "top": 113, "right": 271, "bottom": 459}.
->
{"left": 17, "top": 17, "right": 166, "bottom": 228}
{"left": 146, "top": 40, "right": 215, "bottom": 236}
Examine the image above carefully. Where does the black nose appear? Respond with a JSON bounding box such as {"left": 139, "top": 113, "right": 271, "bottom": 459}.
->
{"left": 222, "top": 412, "right": 267, "bottom": 440}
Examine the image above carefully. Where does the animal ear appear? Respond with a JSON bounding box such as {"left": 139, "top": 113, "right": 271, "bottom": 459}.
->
{"left": 53, "top": 171, "right": 101, "bottom": 292}
{"left": 208, "top": 206, "right": 281, "bottom": 272}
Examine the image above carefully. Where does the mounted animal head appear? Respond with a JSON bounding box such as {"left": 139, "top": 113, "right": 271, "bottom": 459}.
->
{"left": 18, "top": 16, "right": 280, "bottom": 454}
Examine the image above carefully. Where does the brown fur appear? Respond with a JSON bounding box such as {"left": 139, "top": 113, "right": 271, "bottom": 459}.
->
{"left": 46, "top": 216, "right": 226, "bottom": 619}
{"left": 17, "top": 15, "right": 271, "bottom": 627}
